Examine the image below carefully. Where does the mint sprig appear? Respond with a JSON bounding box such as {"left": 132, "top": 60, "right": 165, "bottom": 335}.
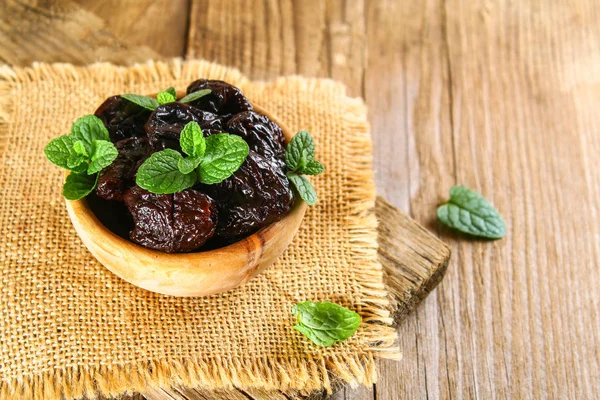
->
{"left": 179, "top": 89, "right": 211, "bottom": 104}
{"left": 44, "top": 115, "right": 118, "bottom": 200}
{"left": 136, "top": 122, "right": 249, "bottom": 194}
{"left": 121, "top": 94, "right": 160, "bottom": 110}
{"left": 121, "top": 88, "right": 212, "bottom": 110}
{"left": 285, "top": 131, "right": 324, "bottom": 205}
{"left": 437, "top": 186, "right": 506, "bottom": 239}
{"left": 136, "top": 149, "right": 197, "bottom": 194}
{"left": 292, "top": 301, "right": 361, "bottom": 347}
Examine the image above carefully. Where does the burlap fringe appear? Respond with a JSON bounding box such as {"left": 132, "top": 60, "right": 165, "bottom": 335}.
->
{"left": 0, "top": 59, "right": 400, "bottom": 399}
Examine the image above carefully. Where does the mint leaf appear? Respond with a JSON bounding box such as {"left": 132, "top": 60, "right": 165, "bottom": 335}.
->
{"left": 72, "top": 140, "right": 89, "bottom": 157}
{"left": 287, "top": 173, "right": 317, "bottom": 206}
{"left": 88, "top": 140, "right": 118, "bottom": 174}
{"left": 63, "top": 172, "right": 98, "bottom": 200}
{"left": 301, "top": 160, "right": 325, "bottom": 175}
{"left": 165, "top": 87, "right": 177, "bottom": 98}
{"left": 70, "top": 115, "right": 109, "bottom": 153}
{"left": 179, "top": 89, "right": 211, "bottom": 104}
{"left": 44, "top": 135, "right": 77, "bottom": 169}
{"left": 292, "top": 301, "right": 361, "bottom": 347}
{"left": 197, "top": 134, "right": 249, "bottom": 184}
{"left": 121, "top": 94, "right": 159, "bottom": 110}
{"left": 136, "top": 149, "right": 196, "bottom": 194}
{"left": 179, "top": 121, "right": 206, "bottom": 157}
{"left": 285, "top": 130, "right": 315, "bottom": 172}
{"left": 437, "top": 185, "right": 506, "bottom": 239}
{"left": 157, "top": 91, "right": 176, "bottom": 105}
{"left": 67, "top": 152, "right": 88, "bottom": 171}
{"left": 177, "top": 156, "right": 202, "bottom": 174}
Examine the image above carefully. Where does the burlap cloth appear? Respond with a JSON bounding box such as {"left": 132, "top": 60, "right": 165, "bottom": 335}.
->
{"left": 0, "top": 60, "right": 399, "bottom": 400}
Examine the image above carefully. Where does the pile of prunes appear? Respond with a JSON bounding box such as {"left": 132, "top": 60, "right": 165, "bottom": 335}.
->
{"left": 89, "top": 80, "right": 295, "bottom": 253}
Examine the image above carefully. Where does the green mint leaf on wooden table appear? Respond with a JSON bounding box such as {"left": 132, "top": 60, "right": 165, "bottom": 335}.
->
{"left": 285, "top": 130, "right": 315, "bottom": 172}
{"left": 63, "top": 172, "right": 99, "bottom": 200}
{"left": 157, "top": 91, "right": 176, "bottom": 105}
{"left": 177, "top": 156, "right": 202, "bottom": 174}
{"left": 70, "top": 115, "right": 110, "bottom": 154}
{"left": 136, "top": 149, "right": 196, "bottom": 194}
{"left": 44, "top": 135, "right": 77, "bottom": 169}
{"left": 287, "top": 173, "right": 317, "bottom": 206}
{"left": 437, "top": 185, "right": 506, "bottom": 239}
{"left": 165, "top": 87, "right": 177, "bottom": 98}
{"left": 292, "top": 301, "right": 361, "bottom": 347}
{"left": 197, "top": 134, "right": 249, "bottom": 184}
{"left": 301, "top": 159, "right": 325, "bottom": 175}
{"left": 179, "top": 89, "right": 211, "bottom": 104}
{"left": 179, "top": 121, "right": 206, "bottom": 158}
{"left": 87, "top": 140, "right": 118, "bottom": 174}
{"left": 121, "top": 94, "right": 160, "bottom": 110}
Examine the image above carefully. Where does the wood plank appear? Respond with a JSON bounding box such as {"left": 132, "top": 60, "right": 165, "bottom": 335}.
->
{"left": 436, "top": 1, "right": 600, "bottom": 397}
{"left": 187, "top": 0, "right": 365, "bottom": 96}
{"left": 364, "top": 1, "right": 457, "bottom": 399}
{"left": 75, "top": 0, "right": 190, "bottom": 58}
{"left": 0, "top": 0, "right": 159, "bottom": 65}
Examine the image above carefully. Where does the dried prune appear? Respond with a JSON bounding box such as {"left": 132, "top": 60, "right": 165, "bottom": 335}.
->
{"left": 196, "top": 151, "right": 294, "bottom": 239}
{"left": 225, "top": 111, "right": 286, "bottom": 169}
{"left": 145, "top": 103, "right": 223, "bottom": 149}
{"left": 96, "top": 137, "right": 152, "bottom": 201}
{"left": 186, "top": 79, "right": 253, "bottom": 116}
{"left": 123, "top": 186, "right": 217, "bottom": 253}
{"left": 95, "top": 95, "right": 152, "bottom": 142}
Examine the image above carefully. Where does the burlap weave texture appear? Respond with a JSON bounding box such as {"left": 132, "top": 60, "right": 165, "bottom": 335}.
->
{"left": 0, "top": 60, "right": 399, "bottom": 400}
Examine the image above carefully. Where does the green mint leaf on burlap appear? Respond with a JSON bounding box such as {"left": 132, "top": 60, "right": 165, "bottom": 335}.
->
{"left": 177, "top": 156, "right": 202, "bottom": 175}
{"left": 197, "top": 134, "right": 249, "bottom": 184}
{"left": 165, "top": 87, "right": 177, "bottom": 98}
{"left": 285, "top": 130, "right": 315, "bottom": 172}
{"left": 179, "top": 121, "right": 206, "bottom": 158}
{"left": 44, "top": 135, "right": 77, "bottom": 169}
{"left": 87, "top": 140, "right": 118, "bottom": 175}
{"left": 63, "top": 172, "right": 98, "bottom": 200}
{"left": 136, "top": 149, "right": 196, "bottom": 194}
{"left": 70, "top": 115, "right": 110, "bottom": 154}
{"left": 157, "top": 91, "right": 176, "bottom": 105}
{"left": 287, "top": 173, "right": 317, "bottom": 206}
{"left": 291, "top": 301, "right": 361, "bottom": 347}
{"left": 72, "top": 140, "right": 89, "bottom": 157}
{"left": 302, "top": 160, "right": 325, "bottom": 175}
{"left": 121, "top": 94, "right": 160, "bottom": 110}
{"left": 179, "top": 89, "right": 211, "bottom": 104}
{"left": 437, "top": 185, "right": 506, "bottom": 239}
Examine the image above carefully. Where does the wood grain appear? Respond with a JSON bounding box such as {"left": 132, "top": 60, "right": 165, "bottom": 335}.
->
{"left": 0, "top": 0, "right": 159, "bottom": 65}
{"left": 4, "top": 0, "right": 599, "bottom": 398}
{"left": 75, "top": 0, "right": 190, "bottom": 58}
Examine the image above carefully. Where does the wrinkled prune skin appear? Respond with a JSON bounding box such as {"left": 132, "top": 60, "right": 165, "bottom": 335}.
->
{"left": 96, "top": 137, "right": 153, "bottom": 201}
{"left": 186, "top": 79, "right": 253, "bottom": 117}
{"left": 123, "top": 186, "right": 217, "bottom": 253}
{"left": 145, "top": 103, "right": 223, "bottom": 149}
{"left": 226, "top": 111, "right": 286, "bottom": 169}
{"left": 196, "top": 151, "right": 294, "bottom": 239}
{"left": 95, "top": 95, "right": 152, "bottom": 142}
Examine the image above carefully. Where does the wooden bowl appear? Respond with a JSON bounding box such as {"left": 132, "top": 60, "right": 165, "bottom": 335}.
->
{"left": 65, "top": 104, "right": 307, "bottom": 297}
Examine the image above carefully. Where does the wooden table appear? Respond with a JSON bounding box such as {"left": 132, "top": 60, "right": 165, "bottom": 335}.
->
{"left": 2, "top": 0, "right": 599, "bottom": 398}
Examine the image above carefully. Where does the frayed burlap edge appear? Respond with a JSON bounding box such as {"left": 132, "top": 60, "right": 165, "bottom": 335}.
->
{"left": 0, "top": 59, "right": 400, "bottom": 400}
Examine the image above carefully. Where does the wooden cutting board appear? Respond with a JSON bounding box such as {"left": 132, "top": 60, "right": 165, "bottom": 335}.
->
{"left": 142, "top": 197, "right": 451, "bottom": 400}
